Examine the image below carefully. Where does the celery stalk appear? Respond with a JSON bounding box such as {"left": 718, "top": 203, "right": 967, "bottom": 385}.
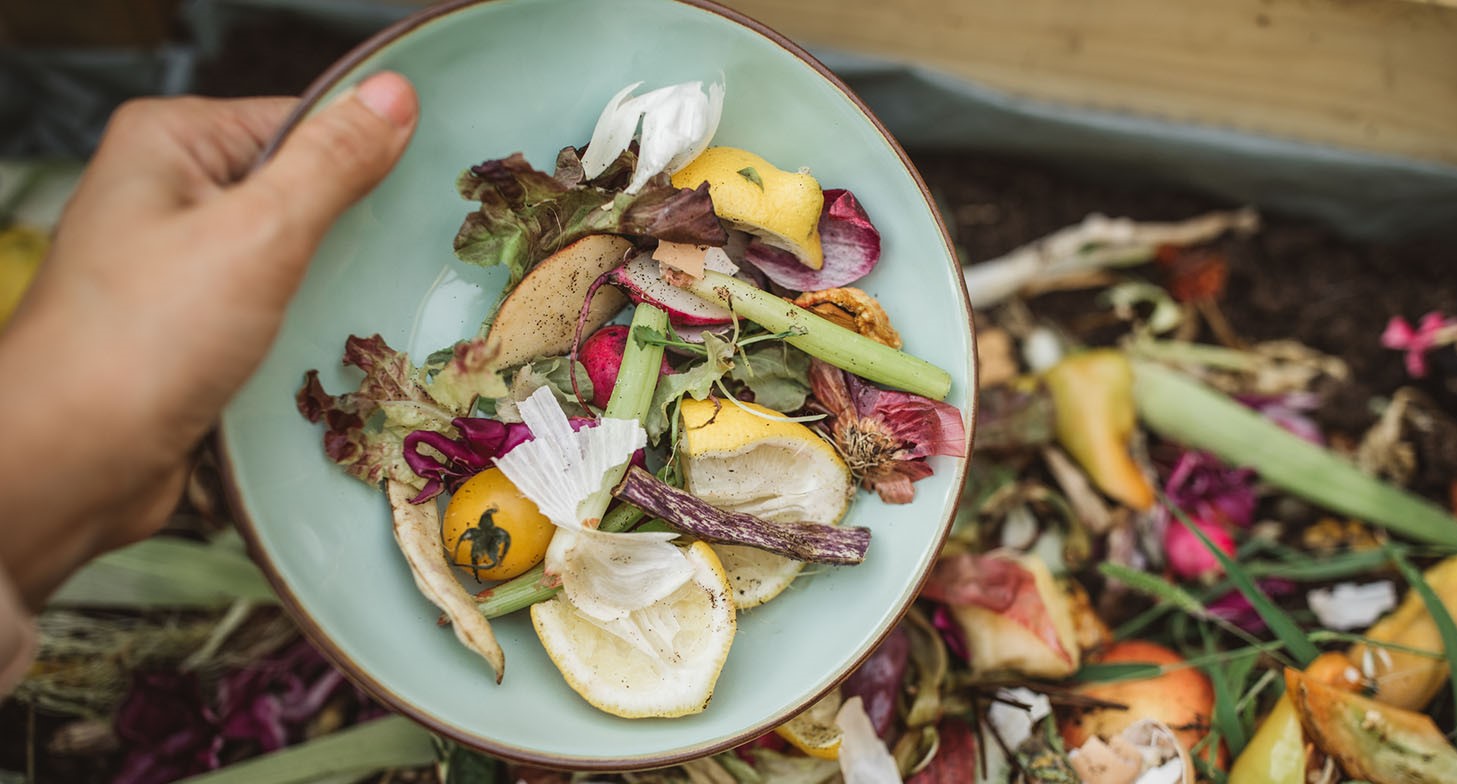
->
{"left": 682, "top": 270, "right": 952, "bottom": 400}
{"left": 580, "top": 303, "right": 669, "bottom": 521}
{"left": 475, "top": 304, "right": 667, "bottom": 619}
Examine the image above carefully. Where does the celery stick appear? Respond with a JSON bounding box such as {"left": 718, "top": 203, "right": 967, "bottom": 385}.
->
{"left": 581, "top": 303, "right": 669, "bottom": 521}
{"left": 475, "top": 304, "right": 666, "bottom": 618}
{"left": 682, "top": 270, "right": 952, "bottom": 400}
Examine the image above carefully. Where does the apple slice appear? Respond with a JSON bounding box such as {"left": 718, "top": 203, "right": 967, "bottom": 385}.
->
{"left": 484, "top": 235, "right": 631, "bottom": 371}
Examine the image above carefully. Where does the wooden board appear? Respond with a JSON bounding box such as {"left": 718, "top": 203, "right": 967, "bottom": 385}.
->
{"left": 722, "top": 0, "right": 1457, "bottom": 166}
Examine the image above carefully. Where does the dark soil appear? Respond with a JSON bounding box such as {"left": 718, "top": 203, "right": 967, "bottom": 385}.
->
{"left": 915, "top": 151, "right": 1457, "bottom": 438}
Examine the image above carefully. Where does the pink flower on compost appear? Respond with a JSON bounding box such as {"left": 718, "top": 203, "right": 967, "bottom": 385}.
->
{"left": 1164, "top": 515, "right": 1236, "bottom": 581}
{"left": 1382, "top": 312, "right": 1457, "bottom": 378}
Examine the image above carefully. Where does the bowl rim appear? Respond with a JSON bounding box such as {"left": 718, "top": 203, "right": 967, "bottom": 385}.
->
{"left": 220, "top": 0, "right": 979, "bottom": 770}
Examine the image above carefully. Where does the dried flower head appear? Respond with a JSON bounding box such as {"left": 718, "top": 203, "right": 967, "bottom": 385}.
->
{"left": 807, "top": 359, "right": 965, "bottom": 504}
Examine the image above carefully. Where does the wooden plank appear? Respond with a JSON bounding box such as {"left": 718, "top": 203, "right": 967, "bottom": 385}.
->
{"left": 721, "top": 0, "right": 1457, "bottom": 165}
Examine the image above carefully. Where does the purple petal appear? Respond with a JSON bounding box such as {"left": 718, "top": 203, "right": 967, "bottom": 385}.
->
{"left": 840, "top": 624, "right": 910, "bottom": 737}
{"left": 742, "top": 189, "right": 881, "bottom": 290}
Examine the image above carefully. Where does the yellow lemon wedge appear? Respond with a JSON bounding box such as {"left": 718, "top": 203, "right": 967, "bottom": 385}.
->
{"left": 530, "top": 541, "right": 735, "bottom": 718}
{"left": 671, "top": 147, "right": 825, "bottom": 270}
{"left": 776, "top": 688, "right": 844, "bottom": 760}
{"left": 679, "top": 398, "right": 853, "bottom": 608}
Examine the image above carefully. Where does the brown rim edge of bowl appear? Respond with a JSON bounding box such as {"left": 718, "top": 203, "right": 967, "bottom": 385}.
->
{"left": 223, "top": 0, "right": 979, "bottom": 772}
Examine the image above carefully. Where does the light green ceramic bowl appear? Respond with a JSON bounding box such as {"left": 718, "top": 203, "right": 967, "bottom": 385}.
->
{"left": 220, "top": 0, "right": 975, "bottom": 769}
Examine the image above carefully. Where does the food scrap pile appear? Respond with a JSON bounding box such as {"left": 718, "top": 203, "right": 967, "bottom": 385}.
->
{"left": 6, "top": 120, "right": 1457, "bottom": 784}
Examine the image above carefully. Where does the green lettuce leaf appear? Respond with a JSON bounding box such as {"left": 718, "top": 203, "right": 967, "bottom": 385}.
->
{"left": 491, "top": 355, "right": 595, "bottom": 421}
{"left": 728, "top": 343, "right": 812, "bottom": 412}
{"left": 452, "top": 148, "right": 726, "bottom": 287}
{"left": 645, "top": 331, "right": 735, "bottom": 441}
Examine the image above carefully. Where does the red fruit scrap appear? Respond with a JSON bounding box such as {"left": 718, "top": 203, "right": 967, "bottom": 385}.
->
{"left": 579, "top": 325, "right": 675, "bottom": 409}
{"left": 923, "top": 552, "right": 1073, "bottom": 665}
{"left": 906, "top": 718, "right": 978, "bottom": 784}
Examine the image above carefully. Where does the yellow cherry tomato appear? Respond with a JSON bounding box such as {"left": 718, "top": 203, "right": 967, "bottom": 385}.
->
{"left": 441, "top": 467, "right": 553, "bottom": 581}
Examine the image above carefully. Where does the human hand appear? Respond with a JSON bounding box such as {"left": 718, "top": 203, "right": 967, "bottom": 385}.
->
{"left": 0, "top": 72, "right": 418, "bottom": 608}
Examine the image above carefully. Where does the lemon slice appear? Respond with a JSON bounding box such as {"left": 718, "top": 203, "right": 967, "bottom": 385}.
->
{"left": 679, "top": 398, "right": 853, "bottom": 608}
{"left": 530, "top": 541, "right": 735, "bottom": 718}
{"left": 776, "top": 688, "right": 844, "bottom": 759}
{"left": 671, "top": 147, "right": 825, "bottom": 270}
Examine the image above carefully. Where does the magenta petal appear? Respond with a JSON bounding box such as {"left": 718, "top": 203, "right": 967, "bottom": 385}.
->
{"left": 931, "top": 603, "right": 970, "bottom": 662}
{"left": 874, "top": 395, "right": 968, "bottom": 459}
{"left": 1164, "top": 517, "right": 1236, "bottom": 580}
{"left": 742, "top": 189, "right": 882, "bottom": 290}
{"left": 1381, "top": 316, "right": 1416, "bottom": 349}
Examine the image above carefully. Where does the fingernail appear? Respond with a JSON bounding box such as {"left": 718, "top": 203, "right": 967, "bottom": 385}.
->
{"left": 354, "top": 71, "right": 417, "bottom": 128}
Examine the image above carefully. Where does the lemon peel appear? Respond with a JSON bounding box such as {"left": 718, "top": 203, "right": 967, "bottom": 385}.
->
{"left": 531, "top": 541, "right": 736, "bottom": 718}
{"left": 679, "top": 398, "right": 853, "bottom": 608}
{"left": 776, "top": 688, "right": 844, "bottom": 759}
{"left": 671, "top": 147, "right": 825, "bottom": 269}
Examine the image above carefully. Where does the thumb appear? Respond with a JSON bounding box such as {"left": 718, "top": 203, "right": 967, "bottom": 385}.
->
{"left": 241, "top": 71, "right": 418, "bottom": 241}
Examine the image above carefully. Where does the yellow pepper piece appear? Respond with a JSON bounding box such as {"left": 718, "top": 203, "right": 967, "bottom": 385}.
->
{"left": 1352, "top": 555, "right": 1457, "bottom": 711}
{"left": 1228, "top": 653, "right": 1354, "bottom": 784}
{"left": 1043, "top": 350, "right": 1154, "bottom": 511}
{"left": 1285, "top": 668, "right": 1457, "bottom": 784}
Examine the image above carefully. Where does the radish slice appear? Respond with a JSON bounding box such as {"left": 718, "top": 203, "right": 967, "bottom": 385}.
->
{"left": 743, "top": 189, "right": 882, "bottom": 291}
{"left": 610, "top": 249, "right": 739, "bottom": 326}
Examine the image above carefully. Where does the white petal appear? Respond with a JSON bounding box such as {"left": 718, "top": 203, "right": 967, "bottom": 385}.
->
{"left": 666, "top": 81, "right": 723, "bottom": 174}
{"left": 986, "top": 687, "right": 1052, "bottom": 750}
{"left": 626, "top": 81, "right": 722, "bottom": 195}
{"left": 559, "top": 527, "right": 695, "bottom": 622}
{"left": 492, "top": 386, "right": 645, "bottom": 529}
{"left": 1308, "top": 581, "right": 1398, "bottom": 631}
{"left": 580, "top": 81, "right": 645, "bottom": 179}
{"left": 835, "top": 696, "right": 903, "bottom": 784}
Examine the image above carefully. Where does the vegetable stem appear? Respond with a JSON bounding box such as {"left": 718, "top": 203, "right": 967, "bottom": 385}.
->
{"left": 682, "top": 270, "right": 952, "bottom": 400}
{"left": 1133, "top": 360, "right": 1457, "bottom": 548}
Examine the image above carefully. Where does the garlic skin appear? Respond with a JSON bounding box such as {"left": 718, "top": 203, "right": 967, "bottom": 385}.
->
{"left": 579, "top": 80, "right": 725, "bottom": 195}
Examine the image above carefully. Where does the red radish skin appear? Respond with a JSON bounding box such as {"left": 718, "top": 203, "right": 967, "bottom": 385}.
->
{"left": 579, "top": 325, "right": 673, "bottom": 409}
{"left": 610, "top": 253, "right": 733, "bottom": 326}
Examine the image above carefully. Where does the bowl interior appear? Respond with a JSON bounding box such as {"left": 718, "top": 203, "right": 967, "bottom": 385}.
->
{"left": 221, "top": 0, "right": 974, "bottom": 767}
